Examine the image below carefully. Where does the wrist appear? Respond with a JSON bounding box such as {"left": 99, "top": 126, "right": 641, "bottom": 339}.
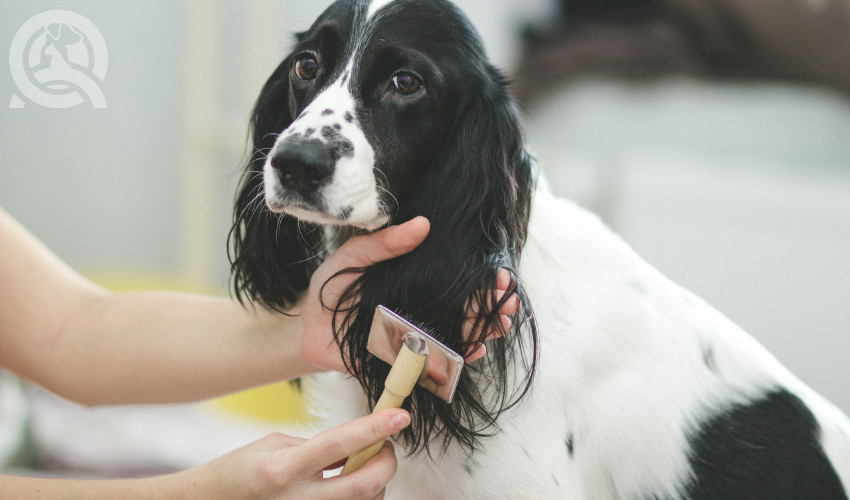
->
{"left": 251, "top": 300, "right": 324, "bottom": 379}
{"left": 293, "top": 310, "right": 330, "bottom": 375}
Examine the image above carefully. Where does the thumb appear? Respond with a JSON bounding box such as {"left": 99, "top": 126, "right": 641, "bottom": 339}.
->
{"left": 338, "top": 217, "right": 430, "bottom": 268}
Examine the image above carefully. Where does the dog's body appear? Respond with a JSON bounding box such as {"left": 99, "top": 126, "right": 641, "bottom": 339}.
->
{"left": 312, "top": 182, "right": 850, "bottom": 498}
{"left": 230, "top": 0, "right": 850, "bottom": 497}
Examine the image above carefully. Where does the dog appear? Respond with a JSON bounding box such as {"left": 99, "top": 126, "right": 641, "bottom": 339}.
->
{"left": 229, "top": 0, "right": 850, "bottom": 497}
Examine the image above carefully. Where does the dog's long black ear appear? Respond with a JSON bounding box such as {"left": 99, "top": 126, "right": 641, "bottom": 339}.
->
{"left": 336, "top": 63, "right": 539, "bottom": 453}
{"left": 229, "top": 58, "right": 323, "bottom": 310}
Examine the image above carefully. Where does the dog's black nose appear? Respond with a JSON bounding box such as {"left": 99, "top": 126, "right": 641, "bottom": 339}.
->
{"left": 270, "top": 140, "right": 334, "bottom": 192}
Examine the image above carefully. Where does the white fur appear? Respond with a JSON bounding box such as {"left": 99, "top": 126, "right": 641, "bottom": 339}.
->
{"left": 308, "top": 177, "right": 850, "bottom": 498}
{"left": 265, "top": 79, "right": 388, "bottom": 230}
{"left": 367, "top": 0, "right": 397, "bottom": 19}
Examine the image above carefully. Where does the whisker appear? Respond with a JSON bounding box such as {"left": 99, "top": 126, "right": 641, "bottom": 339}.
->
{"left": 239, "top": 182, "right": 267, "bottom": 227}
{"left": 274, "top": 213, "right": 284, "bottom": 245}
{"left": 375, "top": 184, "right": 398, "bottom": 222}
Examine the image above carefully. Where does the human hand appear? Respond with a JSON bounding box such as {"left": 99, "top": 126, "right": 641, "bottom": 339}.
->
{"left": 298, "top": 217, "right": 430, "bottom": 373}
{"left": 182, "top": 409, "right": 411, "bottom": 499}
{"left": 462, "top": 267, "right": 521, "bottom": 361}
{"left": 298, "top": 217, "right": 520, "bottom": 373}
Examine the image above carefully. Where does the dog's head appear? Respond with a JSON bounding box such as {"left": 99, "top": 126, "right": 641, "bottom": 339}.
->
{"left": 230, "top": 0, "right": 538, "bottom": 453}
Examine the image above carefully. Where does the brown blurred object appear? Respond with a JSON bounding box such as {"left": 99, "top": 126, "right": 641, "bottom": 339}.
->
{"left": 514, "top": 0, "right": 850, "bottom": 102}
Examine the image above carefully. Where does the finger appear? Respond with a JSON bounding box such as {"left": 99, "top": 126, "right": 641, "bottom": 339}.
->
{"left": 468, "top": 290, "right": 520, "bottom": 317}
{"left": 487, "top": 316, "right": 512, "bottom": 340}
{"left": 467, "top": 288, "right": 520, "bottom": 319}
{"left": 339, "top": 217, "right": 430, "bottom": 268}
{"left": 297, "top": 410, "right": 410, "bottom": 473}
{"left": 476, "top": 315, "right": 512, "bottom": 342}
{"left": 499, "top": 293, "right": 521, "bottom": 315}
{"left": 462, "top": 315, "right": 513, "bottom": 362}
{"left": 315, "top": 442, "right": 398, "bottom": 500}
{"left": 495, "top": 269, "right": 521, "bottom": 315}
{"left": 461, "top": 312, "right": 512, "bottom": 341}
{"left": 465, "top": 343, "right": 486, "bottom": 362}
{"left": 496, "top": 268, "right": 511, "bottom": 290}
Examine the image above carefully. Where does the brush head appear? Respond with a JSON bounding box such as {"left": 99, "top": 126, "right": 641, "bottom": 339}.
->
{"left": 367, "top": 305, "right": 465, "bottom": 403}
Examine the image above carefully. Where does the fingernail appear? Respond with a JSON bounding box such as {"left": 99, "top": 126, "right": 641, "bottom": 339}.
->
{"left": 501, "top": 315, "right": 513, "bottom": 330}
{"left": 389, "top": 411, "right": 411, "bottom": 431}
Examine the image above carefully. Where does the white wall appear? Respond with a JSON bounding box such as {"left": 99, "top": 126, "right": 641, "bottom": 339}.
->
{"left": 1, "top": 1, "right": 185, "bottom": 275}
{"left": 1, "top": 1, "right": 296, "bottom": 289}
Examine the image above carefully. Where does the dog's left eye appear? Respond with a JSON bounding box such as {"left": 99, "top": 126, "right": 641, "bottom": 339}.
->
{"left": 390, "top": 72, "right": 422, "bottom": 95}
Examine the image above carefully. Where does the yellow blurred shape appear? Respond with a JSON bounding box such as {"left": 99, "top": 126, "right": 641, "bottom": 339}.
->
{"left": 211, "top": 381, "right": 313, "bottom": 424}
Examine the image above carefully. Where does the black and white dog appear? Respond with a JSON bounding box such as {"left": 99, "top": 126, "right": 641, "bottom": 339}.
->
{"left": 229, "top": 0, "right": 850, "bottom": 497}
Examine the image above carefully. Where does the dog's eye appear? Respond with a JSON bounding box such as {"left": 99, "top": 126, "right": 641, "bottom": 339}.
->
{"left": 390, "top": 72, "right": 422, "bottom": 95}
{"left": 294, "top": 55, "right": 319, "bottom": 81}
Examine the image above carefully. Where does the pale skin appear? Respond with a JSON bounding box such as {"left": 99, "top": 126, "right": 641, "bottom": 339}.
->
{"left": 0, "top": 207, "right": 517, "bottom": 498}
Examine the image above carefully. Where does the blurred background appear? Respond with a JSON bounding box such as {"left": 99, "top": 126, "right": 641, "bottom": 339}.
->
{"left": 1, "top": 0, "right": 848, "bottom": 478}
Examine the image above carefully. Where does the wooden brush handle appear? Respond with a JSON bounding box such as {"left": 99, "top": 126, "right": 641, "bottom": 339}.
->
{"left": 341, "top": 342, "right": 425, "bottom": 474}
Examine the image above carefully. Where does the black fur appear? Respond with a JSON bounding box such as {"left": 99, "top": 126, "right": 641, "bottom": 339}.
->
{"left": 686, "top": 389, "right": 847, "bottom": 499}
{"left": 229, "top": 0, "right": 539, "bottom": 454}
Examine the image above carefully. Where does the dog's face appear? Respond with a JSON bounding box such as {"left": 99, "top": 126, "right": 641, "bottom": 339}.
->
{"left": 263, "top": 0, "right": 472, "bottom": 231}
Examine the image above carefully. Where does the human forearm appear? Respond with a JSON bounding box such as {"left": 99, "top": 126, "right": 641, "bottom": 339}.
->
{"left": 44, "top": 290, "right": 318, "bottom": 405}
{"left": 0, "top": 473, "right": 188, "bottom": 499}
{"left": 1, "top": 208, "right": 316, "bottom": 404}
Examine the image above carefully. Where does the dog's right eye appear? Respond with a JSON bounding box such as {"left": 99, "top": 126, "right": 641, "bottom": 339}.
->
{"left": 294, "top": 55, "right": 319, "bottom": 81}
{"left": 390, "top": 72, "right": 423, "bottom": 95}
